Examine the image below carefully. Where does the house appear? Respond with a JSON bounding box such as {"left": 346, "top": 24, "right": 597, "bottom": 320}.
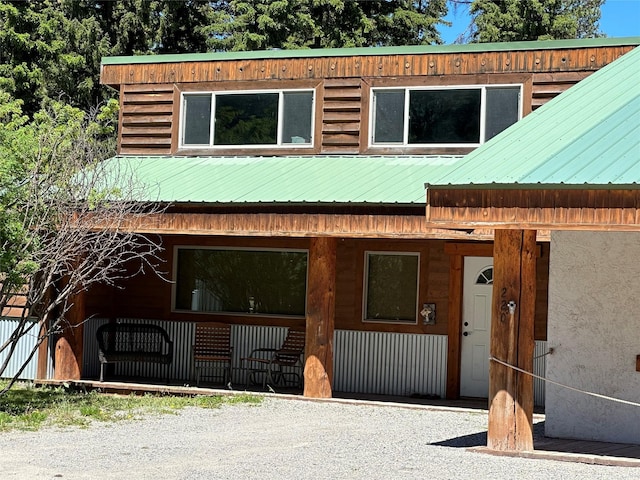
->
{"left": 44, "top": 38, "right": 638, "bottom": 417}
{"left": 426, "top": 45, "right": 640, "bottom": 447}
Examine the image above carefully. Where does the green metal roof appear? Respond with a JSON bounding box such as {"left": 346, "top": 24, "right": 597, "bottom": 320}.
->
{"left": 105, "top": 155, "right": 465, "bottom": 205}
{"left": 426, "top": 46, "right": 640, "bottom": 190}
{"left": 101, "top": 37, "right": 640, "bottom": 65}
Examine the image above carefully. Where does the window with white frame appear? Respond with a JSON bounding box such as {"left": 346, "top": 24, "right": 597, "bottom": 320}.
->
{"left": 174, "top": 247, "right": 308, "bottom": 316}
{"left": 363, "top": 252, "right": 419, "bottom": 323}
{"left": 370, "top": 85, "right": 521, "bottom": 147}
{"left": 181, "top": 89, "right": 314, "bottom": 147}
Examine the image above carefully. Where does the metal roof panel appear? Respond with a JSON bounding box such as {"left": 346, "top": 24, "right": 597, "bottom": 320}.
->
{"left": 106, "top": 155, "right": 466, "bottom": 205}
{"left": 427, "top": 46, "right": 640, "bottom": 188}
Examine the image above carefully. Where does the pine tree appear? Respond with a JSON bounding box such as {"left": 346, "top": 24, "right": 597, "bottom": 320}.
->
{"left": 469, "top": 0, "right": 604, "bottom": 42}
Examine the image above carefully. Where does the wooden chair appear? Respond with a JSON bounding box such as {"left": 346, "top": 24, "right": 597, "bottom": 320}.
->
{"left": 192, "top": 322, "right": 233, "bottom": 387}
{"left": 242, "top": 327, "right": 306, "bottom": 390}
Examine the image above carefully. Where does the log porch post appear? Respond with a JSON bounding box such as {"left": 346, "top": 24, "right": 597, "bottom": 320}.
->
{"left": 303, "top": 237, "right": 336, "bottom": 398}
{"left": 488, "top": 229, "right": 536, "bottom": 451}
{"left": 54, "top": 289, "right": 85, "bottom": 380}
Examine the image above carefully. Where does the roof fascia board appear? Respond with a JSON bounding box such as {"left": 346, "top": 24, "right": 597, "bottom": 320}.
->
{"left": 101, "top": 37, "right": 640, "bottom": 66}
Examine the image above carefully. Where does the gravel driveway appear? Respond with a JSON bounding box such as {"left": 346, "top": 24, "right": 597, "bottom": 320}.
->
{"left": 0, "top": 396, "right": 636, "bottom": 480}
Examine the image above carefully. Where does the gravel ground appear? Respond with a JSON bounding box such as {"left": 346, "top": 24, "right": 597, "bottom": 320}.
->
{"left": 0, "top": 396, "right": 637, "bottom": 480}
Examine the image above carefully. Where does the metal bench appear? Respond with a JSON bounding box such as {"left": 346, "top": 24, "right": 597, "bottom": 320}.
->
{"left": 96, "top": 322, "right": 173, "bottom": 382}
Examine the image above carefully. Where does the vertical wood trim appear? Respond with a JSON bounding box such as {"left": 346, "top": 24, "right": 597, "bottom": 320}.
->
{"left": 360, "top": 79, "right": 371, "bottom": 153}
{"left": 54, "top": 289, "right": 85, "bottom": 380}
{"left": 488, "top": 229, "right": 536, "bottom": 451}
{"left": 304, "top": 237, "right": 337, "bottom": 398}
{"left": 522, "top": 75, "right": 533, "bottom": 117}
{"left": 117, "top": 85, "right": 125, "bottom": 155}
{"left": 446, "top": 254, "right": 463, "bottom": 399}
{"left": 171, "top": 84, "right": 181, "bottom": 153}
{"left": 36, "top": 320, "right": 49, "bottom": 379}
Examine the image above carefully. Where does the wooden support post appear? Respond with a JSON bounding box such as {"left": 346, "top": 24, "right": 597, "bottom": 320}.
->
{"left": 36, "top": 320, "right": 50, "bottom": 380}
{"left": 54, "top": 289, "right": 85, "bottom": 380}
{"left": 304, "top": 237, "right": 336, "bottom": 398}
{"left": 488, "top": 229, "right": 536, "bottom": 451}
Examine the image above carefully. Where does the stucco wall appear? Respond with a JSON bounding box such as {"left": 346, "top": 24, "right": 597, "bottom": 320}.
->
{"left": 546, "top": 231, "right": 640, "bottom": 444}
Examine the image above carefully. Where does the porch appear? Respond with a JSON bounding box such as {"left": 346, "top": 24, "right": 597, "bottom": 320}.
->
{"left": 78, "top": 318, "right": 548, "bottom": 406}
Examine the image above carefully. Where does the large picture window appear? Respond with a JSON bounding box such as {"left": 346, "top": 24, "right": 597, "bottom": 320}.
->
{"left": 371, "top": 85, "right": 521, "bottom": 147}
{"left": 181, "top": 89, "right": 314, "bottom": 148}
{"left": 363, "top": 252, "right": 419, "bottom": 323}
{"left": 175, "top": 248, "right": 308, "bottom": 316}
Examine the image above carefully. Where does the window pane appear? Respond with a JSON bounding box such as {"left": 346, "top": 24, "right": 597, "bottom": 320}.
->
{"left": 176, "top": 249, "right": 307, "bottom": 316}
{"left": 214, "top": 93, "right": 278, "bottom": 145}
{"left": 183, "top": 94, "right": 212, "bottom": 145}
{"left": 365, "top": 253, "right": 418, "bottom": 322}
{"left": 373, "top": 90, "right": 405, "bottom": 143}
{"left": 485, "top": 87, "right": 520, "bottom": 141}
{"left": 408, "top": 89, "right": 481, "bottom": 144}
{"left": 282, "top": 91, "right": 313, "bottom": 144}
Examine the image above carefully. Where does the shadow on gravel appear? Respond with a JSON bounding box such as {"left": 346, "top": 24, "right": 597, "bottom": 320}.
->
{"left": 431, "top": 421, "right": 546, "bottom": 448}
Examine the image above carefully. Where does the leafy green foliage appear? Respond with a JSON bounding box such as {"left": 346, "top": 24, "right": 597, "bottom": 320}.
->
{"left": 470, "top": 0, "right": 604, "bottom": 42}
{"left": 208, "top": 0, "right": 449, "bottom": 50}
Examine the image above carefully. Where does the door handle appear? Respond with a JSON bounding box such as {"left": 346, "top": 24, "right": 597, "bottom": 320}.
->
{"left": 463, "top": 331, "right": 469, "bottom": 336}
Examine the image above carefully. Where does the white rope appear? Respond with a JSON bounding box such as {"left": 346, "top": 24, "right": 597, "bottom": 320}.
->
{"left": 489, "top": 356, "right": 640, "bottom": 408}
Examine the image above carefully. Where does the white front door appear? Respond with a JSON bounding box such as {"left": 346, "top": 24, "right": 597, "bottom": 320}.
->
{"left": 460, "top": 256, "right": 494, "bottom": 398}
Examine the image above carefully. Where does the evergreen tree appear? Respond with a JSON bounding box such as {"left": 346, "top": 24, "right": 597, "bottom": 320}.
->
{"left": 207, "top": 0, "right": 449, "bottom": 51}
{"left": 469, "top": 0, "right": 604, "bottom": 42}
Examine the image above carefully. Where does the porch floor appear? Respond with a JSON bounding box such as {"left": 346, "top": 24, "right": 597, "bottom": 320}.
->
{"left": 35, "top": 378, "right": 640, "bottom": 467}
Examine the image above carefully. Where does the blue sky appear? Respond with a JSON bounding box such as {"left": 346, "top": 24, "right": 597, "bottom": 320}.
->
{"left": 440, "top": 0, "right": 640, "bottom": 44}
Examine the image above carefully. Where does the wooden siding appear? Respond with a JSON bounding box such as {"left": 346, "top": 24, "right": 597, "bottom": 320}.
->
{"left": 322, "top": 78, "right": 362, "bottom": 154}
{"left": 104, "top": 45, "right": 635, "bottom": 156}
{"left": 119, "top": 84, "right": 174, "bottom": 155}
{"left": 426, "top": 189, "right": 640, "bottom": 231}
{"left": 85, "top": 236, "right": 549, "bottom": 339}
{"left": 102, "top": 46, "right": 633, "bottom": 86}
{"left": 531, "top": 71, "right": 592, "bottom": 110}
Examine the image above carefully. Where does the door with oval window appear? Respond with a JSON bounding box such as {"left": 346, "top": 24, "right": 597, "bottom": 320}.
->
{"left": 460, "top": 256, "right": 493, "bottom": 398}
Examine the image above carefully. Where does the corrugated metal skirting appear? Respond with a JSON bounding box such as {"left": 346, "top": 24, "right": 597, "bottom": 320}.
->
{"left": 534, "top": 340, "right": 548, "bottom": 407}
{"left": 333, "top": 330, "right": 448, "bottom": 398}
{"left": 83, "top": 319, "right": 291, "bottom": 386}
{"left": 81, "top": 319, "right": 546, "bottom": 406}
{"left": 0, "top": 317, "right": 39, "bottom": 380}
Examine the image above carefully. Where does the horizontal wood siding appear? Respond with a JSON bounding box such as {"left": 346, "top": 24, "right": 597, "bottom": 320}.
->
{"left": 531, "top": 71, "right": 592, "bottom": 110}
{"left": 322, "top": 79, "right": 362, "bottom": 153}
{"left": 119, "top": 84, "right": 174, "bottom": 155}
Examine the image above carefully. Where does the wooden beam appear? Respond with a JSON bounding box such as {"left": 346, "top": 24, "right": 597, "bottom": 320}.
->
{"left": 121, "top": 212, "right": 497, "bottom": 240}
{"left": 54, "top": 290, "right": 85, "bottom": 380}
{"left": 304, "top": 237, "right": 337, "bottom": 398}
{"left": 488, "top": 229, "right": 536, "bottom": 451}
{"left": 427, "top": 189, "right": 640, "bottom": 232}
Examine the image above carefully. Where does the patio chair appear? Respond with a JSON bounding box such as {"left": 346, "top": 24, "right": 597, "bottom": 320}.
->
{"left": 192, "top": 322, "right": 233, "bottom": 387}
{"left": 242, "top": 328, "right": 306, "bottom": 389}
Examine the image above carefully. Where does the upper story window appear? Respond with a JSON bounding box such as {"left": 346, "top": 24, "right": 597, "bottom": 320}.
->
{"left": 181, "top": 89, "right": 315, "bottom": 148}
{"left": 370, "top": 85, "right": 521, "bottom": 147}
